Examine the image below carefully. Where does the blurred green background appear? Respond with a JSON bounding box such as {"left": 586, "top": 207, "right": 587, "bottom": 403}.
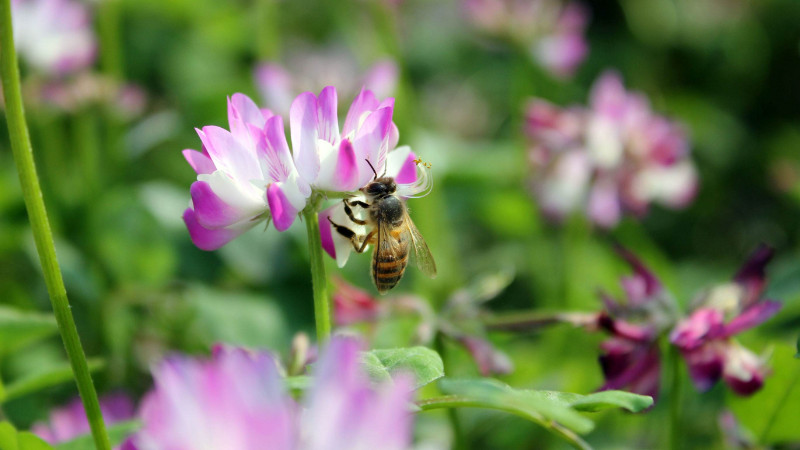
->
{"left": 2, "top": 0, "right": 800, "bottom": 448}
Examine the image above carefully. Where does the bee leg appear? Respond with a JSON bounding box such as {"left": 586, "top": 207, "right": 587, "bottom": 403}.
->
{"left": 357, "top": 230, "right": 377, "bottom": 253}
{"left": 345, "top": 198, "right": 370, "bottom": 209}
{"left": 342, "top": 199, "right": 368, "bottom": 225}
{"left": 327, "top": 217, "right": 370, "bottom": 253}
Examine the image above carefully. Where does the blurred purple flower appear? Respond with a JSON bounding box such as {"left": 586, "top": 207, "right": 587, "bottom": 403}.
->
{"left": 594, "top": 246, "right": 678, "bottom": 400}
{"left": 24, "top": 73, "right": 146, "bottom": 117}
{"left": 11, "top": 0, "right": 96, "bottom": 76}
{"left": 255, "top": 54, "right": 398, "bottom": 117}
{"left": 526, "top": 71, "right": 698, "bottom": 228}
{"left": 32, "top": 393, "right": 135, "bottom": 445}
{"left": 333, "top": 276, "right": 382, "bottom": 326}
{"left": 670, "top": 246, "right": 781, "bottom": 395}
{"left": 125, "top": 337, "right": 414, "bottom": 450}
{"left": 462, "top": 0, "right": 589, "bottom": 77}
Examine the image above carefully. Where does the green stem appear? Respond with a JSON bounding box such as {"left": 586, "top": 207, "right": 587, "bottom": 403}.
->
{"left": 0, "top": 3, "right": 111, "bottom": 449}
{"left": 668, "top": 346, "right": 683, "bottom": 450}
{"left": 303, "top": 208, "right": 331, "bottom": 343}
{"left": 759, "top": 362, "right": 800, "bottom": 443}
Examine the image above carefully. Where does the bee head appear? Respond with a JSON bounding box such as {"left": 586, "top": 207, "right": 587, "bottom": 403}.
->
{"left": 362, "top": 177, "right": 397, "bottom": 198}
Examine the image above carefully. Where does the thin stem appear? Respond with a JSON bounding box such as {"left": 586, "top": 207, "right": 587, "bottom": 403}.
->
{"left": 0, "top": 2, "right": 111, "bottom": 449}
{"left": 417, "top": 396, "right": 591, "bottom": 450}
{"left": 759, "top": 362, "right": 800, "bottom": 443}
{"left": 668, "top": 346, "right": 683, "bottom": 450}
{"left": 303, "top": 208, "right": 331, "bottom": 343}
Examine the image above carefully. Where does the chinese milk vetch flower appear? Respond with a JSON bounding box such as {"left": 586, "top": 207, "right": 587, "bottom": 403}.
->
{"left": 592, "top": 246, "right": 678, "bottom": 400}
{"left": 255, "top": 52, "right": 399, "bottom": 116}
{"left": 123, "top": 337, "right": 414, "bottom": 450}
{"left": 182, "top": 93, "right": 311, "bottom": 249}
{"left": 462, "top": 0, "right": 589, "bottom": 77}
{"left": 11, "top": 0, "right": 96, "bottom": 76}
{"left": 526, "top": 70, "right": 698, "bottom": 228}
{"left": 32, "top": 393, "right": 135, "bottom": 445}
{"left": 670, "top": 245, "right": 781, "bottom": 395}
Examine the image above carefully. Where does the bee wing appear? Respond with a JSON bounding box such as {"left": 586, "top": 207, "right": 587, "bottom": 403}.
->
{"left": 373, "top": 219, "right": 406, "bottom": 277}
{"left": 402, "top": 209, "right": 437, "bottom": 278}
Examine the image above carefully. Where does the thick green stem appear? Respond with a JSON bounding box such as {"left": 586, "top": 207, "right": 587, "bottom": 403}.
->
{"left": 668, "top": 346, "right": 683, "bottom": 450}
{"left": 0, "top": 2, "right": 110, "bottom": 449}
{"left": 303, "top": 208, "right": 331, "bottom": 343}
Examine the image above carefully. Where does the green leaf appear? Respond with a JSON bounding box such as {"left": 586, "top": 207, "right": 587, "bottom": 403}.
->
{"left": 527, "top": 390, "right": 653, "bottom": 413}
{"left": 0, "top": 422, "right": 54, "bottom": 450}
{"left": 435, "top": 378, "right": 594, "bottom": 434}
{"left": 361, "top": 347, "right": 444, "bottom": 389}
{"left": 0, "top": 306, "right": 57, "bottom": 355}
{"left": 55, "top": 420, "right": 140, "bottom": 450}
{"left": 2, "top": 359, "right": 105, "bottom": 403}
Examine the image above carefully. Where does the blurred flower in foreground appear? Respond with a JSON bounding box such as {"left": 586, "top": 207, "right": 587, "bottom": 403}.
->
{"left": 124, "top": 337, "right": 414, "bottom": 449}
{"left": 182, "top": 87, "right": 424, "bottom": 253}
{"left": 462, "top": 0, "right": 589, "bottom": 77}
{"left": 11, "top": 0, "right": 96, "bottom": 76}
{"left": 670, "top": 246, "right": 781, "bottom": 395}
{"left": 255, "top": 50, "right": 398, "bottom": 116}
{"left": 33, "top": 393, "right": 135, "bottom": 445}
{"left": 582, "top": 245, "right": 780, "bottom": 400}
{"left": 526, "top": 70, "right": 697, "bottom": 228}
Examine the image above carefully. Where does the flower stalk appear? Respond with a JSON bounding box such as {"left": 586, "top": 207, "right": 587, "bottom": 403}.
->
{"left": 0, "top": 2, "right": 110, "bottom": 449}
{"left": 303, "top": 203, "right": 331, "bottom": 343}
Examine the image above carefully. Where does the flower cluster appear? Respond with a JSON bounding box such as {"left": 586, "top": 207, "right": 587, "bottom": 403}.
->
{"left": 182, "top": 87, "right": 427, "bottom": 256}
{"left": 592, "top": 246, "right": 780, "bottom": 399}
{"left": 11, "top": 0, "right": 96, "bottom": 76}
{"left": 33, "top": 393, "right": 135, "bottom": 445}
{"left": 462, "top": 0, "right": 589, "bottom": 77}
{"left": 526, "top": 71, "right": 698, "bottom": 228}
{"left": 122, "top": 337, "right": 414, "bottom": 450}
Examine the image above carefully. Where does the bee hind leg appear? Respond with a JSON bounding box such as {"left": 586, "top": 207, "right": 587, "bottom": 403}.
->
{"left": 327, "top": 217, "right": 371, "bottom": 253}
{"left": 342, "top": 199, "right": 368, "bottom": 225}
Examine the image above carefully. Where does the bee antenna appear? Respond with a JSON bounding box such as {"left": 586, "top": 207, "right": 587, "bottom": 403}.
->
{"left": 365, "top": 159, "right": 378, "bottom": 180}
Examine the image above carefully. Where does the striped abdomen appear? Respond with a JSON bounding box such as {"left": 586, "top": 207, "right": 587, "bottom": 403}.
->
{"left": 372, "top": 229, "right": 409, "bottom": 293}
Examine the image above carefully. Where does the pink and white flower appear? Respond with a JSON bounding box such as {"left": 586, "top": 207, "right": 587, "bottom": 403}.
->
{"left": 11, "top": 0, "right": 96, "bottom": 76}
{"left": 670, "top": 245, "right": 781, "bottom": 395}
{"left": 183, "top": 93, "right": 310, "bottom": 250}
{"left": 124, "top": 337, "right": 414, "bottom": 450}
{"left": 33, "top": 393, "right": 135, "bottom": 445}
{"left": 182, "top": 87, "right": 426, "bottom": 253}
{"left": 462, "top": 0, "right": 589, "bottom": 78}
{"left": 526, "top": 70, "right": 698, "bottom": 228}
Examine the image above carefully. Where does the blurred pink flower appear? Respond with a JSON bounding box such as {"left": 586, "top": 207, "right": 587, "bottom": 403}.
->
{"left": 33, "top": 393, "right": 135, "bottom": 445}
{"left": 11, "top": 0, "right": 96, "bottom": 76}
{"left": 594, "top": 246, "right": 678, "bottom": 400}
{"left": 670, "top": 245, "right": 781, "bottom": 395}
{"left": 125, "top": 337, "right": 414, "bottom": 450}
{"left": 526, "top": 70, "right": 698, "bottom": 228}
{"left": 255, "top": 54, "right": 398, "bottom": 117}
{"left": 462, "top": 0, "right": 589, "bottom": 77}
{"left": 333, "top": 277, "right": 382, "bottom": 326}
{"left": 23, "top": 73, "right": 146, "bottom": 117}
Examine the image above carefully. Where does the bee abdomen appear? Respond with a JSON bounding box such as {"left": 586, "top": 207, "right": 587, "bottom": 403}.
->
{"left": 373, "top": 253, "right": 409, "bottom": 293}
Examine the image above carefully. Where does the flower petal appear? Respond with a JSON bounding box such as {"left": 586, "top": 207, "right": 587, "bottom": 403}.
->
{"left": 670, "top": 308, "right": 725, "bottom": 350}
{"left": 317, "top": 86, "right": 340, "bottom": 144}
{"left": 183, "top": 208, "right": 255, "bottom": 251}
{"left": 197, "top": 126, "right": 261, "bottom": 183}
{"left": 183, "top": 148, "right": 216, "bottom": 175}
{"left": 290, "top": 92, "right": 321, "bottom": 184}
{"left": 266, "top": 183, "right": 300, "bottom": 232}
{"left": 681, "top": 343, "right": 725, "bottom": 392}
{"left": 587, "top": 177, "right": 621, "bottom": 228}
{"left": 343, "top": 88, "right": 379, "bottom": 138}
{"left": 254, "top": 63, "right": 294, "bottom": 116}
{"left": 190, "top": 180, "right": 258, "bottom": 229}
{"left": 353, "top": 106, "right": 394, "bottom": 186}
{"left": 317, "top": 139, "right": 359, "bottom": 191}
{"left": 733, "top": 245, "right": 775, "bottom": 307}
{"left": 721, "top": 300, "right": 782, "bottom": 337}
{"left": 386, "top": 147, "right": 415, "bottom": 182}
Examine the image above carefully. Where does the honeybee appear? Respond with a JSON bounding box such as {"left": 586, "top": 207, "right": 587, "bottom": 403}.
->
{"left": 327, "top": 161, "right": 437, "bottom": 294}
